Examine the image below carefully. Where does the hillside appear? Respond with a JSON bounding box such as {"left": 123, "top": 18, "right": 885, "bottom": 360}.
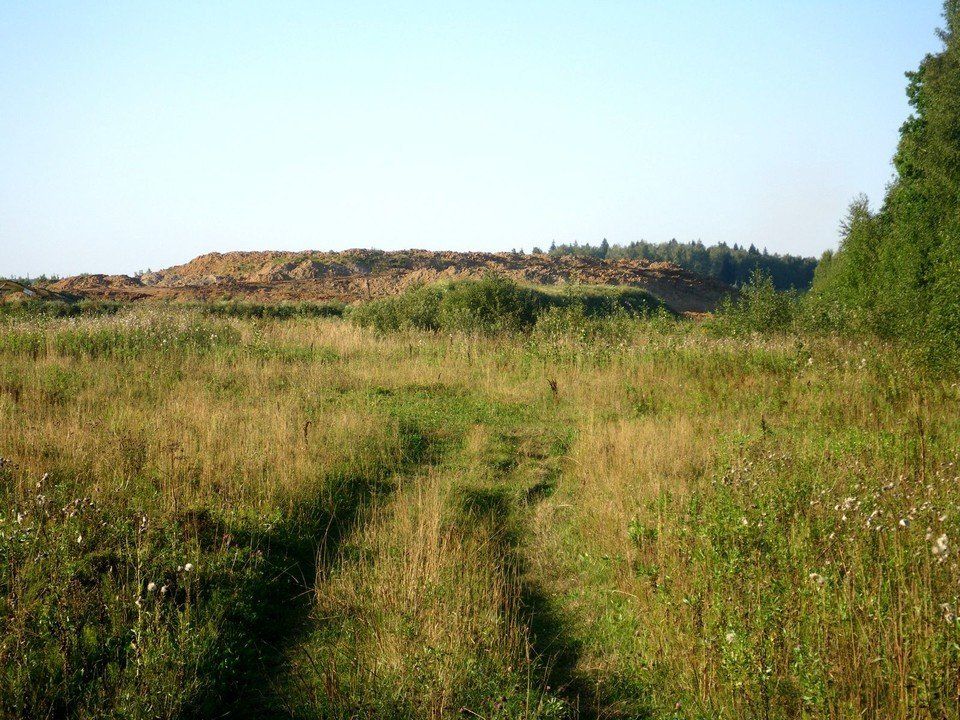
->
{"left": 0, "top": 279, "right": 73, "bottom": 303}
{"left": 47, "top": 249, "right": 734, "bottom": 314}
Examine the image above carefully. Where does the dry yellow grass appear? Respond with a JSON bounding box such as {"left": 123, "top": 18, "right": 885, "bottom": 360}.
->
{"left": 1, "top": 309, "right": 957, "bottom": 718}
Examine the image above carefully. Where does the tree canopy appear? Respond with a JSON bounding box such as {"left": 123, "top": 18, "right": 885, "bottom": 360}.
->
{"left": 543, "top": 239, "right": 818, "bottom": 291}
{"left": 812, "top": 1, "right": 960, "bottom": 368}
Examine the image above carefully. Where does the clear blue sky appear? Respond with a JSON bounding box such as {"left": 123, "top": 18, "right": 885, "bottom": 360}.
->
{"left": 0, "top": 1, "right": 946, "bottom": 277}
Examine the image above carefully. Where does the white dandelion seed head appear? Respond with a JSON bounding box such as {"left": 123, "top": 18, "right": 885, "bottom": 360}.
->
{"left": 933, "top": 534, "right": 950, "bottom": 562}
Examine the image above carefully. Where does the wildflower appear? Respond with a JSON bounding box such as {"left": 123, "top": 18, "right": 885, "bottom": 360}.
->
{"left": 942, "top": 603, "right": 957, "bottom": 625}
{"left": 146, "top": 582, "right": 157, "bottom": 593}
{"left": 899, "top": 518, "right": 910, "bottom": 528}
{"left": 725, "top": 631, "right": 737, "bottom": 643}
{"left": 808, "top": 572, "right": 826, "bottom": 587}
{"left": 160, "top": 584, "right": 169, "bottom": 596}
{"left": 76, "top": 534, "right": 82, "bottom": 544}
{"left": 932, "top": 534, "right": 949, "bottom": 562}
{"left": 740, "top": 517, "right": 749, "bottom": 527}
{"left": 184, "top": 563, "right": 194, "bottom": 572}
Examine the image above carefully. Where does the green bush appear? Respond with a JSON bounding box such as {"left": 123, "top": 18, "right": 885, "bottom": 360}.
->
{"left": 711, "top": 270, "right": 800, "bottom": 336}
{"left": 435, "top": 276, "right": 544, "bottom": 332}
{"left": 348, "top": 284, "right": 444, "bottom": 332}
{"left": 0, "top": 300, "right": 123, "bottom": 320}
{"left": 0, "top": 300, "right": 345, "bottom": 323}
{"left": 532, "top": 305, "right": 633, "bottom": 344}
{"left": 0, "top": 316, "right": 240, "bottom": 360}
{"left": 349, "top": 276, "right": 665, "bottom": 335}
{"left": 190, "top": 300, "right": 345, "bottom": 320}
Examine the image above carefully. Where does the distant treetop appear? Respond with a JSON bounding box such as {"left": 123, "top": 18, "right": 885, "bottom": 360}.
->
{"left": 544, "top": 239, "right": 817, "bottom": 290}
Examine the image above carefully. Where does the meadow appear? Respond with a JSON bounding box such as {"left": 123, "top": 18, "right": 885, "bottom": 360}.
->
{"left": 0, "top": 287, "right": 957, "bottom": 719}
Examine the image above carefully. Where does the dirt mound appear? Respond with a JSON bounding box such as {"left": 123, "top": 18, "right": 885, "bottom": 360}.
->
{"left": 46, "top": 249, "right": 734, "bottom": 314}
{"left": 0, "top": 279, "right": 75, "bottom": 303}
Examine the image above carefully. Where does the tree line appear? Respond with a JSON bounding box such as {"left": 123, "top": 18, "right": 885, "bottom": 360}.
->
{"left": 810, "top": 0, "right": 960, "bottom": 370}
{"left": 534, "top": 239, "right": 818, "bottom": 290}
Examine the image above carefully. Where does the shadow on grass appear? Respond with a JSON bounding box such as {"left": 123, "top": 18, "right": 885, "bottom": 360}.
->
{"left": 456, "top": 481, "right": 653, "bottom": 720}
{"left": 183, "top": 423, "right": 433, "bottom": 720}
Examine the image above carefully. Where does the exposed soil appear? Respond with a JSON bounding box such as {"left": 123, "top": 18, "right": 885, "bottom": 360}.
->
{"left": 0, "top": 279, "right": 75, "bottom": 302}
{"left": 44, "top": 249, "right": 734, "bottom": 314}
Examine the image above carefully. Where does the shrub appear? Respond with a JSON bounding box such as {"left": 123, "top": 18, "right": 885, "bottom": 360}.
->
{"left": 532, "top": 305, "right": 634, "bottom": 344}
{"left": 348, "top": 284, "right": 443, "bottom": 332}
{"left": 436, "top": 276, "right": 545, "bottom": 332}
{"left": 349, "top": 276, "right": 666, "bottom": 335}
{"left": 0, "top": 313, "right": 241, "bottom": 359}
{"left": 191, "top": 301, "right": 345, "bottom": 320}
{"left": 0, "top": 300, "right": 123, "bottom": 320}
{"left": 711, "top": 270, "right": 799, "bottom": 336}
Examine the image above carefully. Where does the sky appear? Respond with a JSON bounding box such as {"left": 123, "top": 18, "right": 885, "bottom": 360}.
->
{"left": 0, "top": 1, "right": 948, "bottom": 277}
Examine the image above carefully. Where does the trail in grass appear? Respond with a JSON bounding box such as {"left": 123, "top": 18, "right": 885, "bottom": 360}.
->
{"left": 233, "top": 381, "right": 641, "bottom": 719}
{"left": 456, "top": 425, "right": 642, "bottom": 720}
{"left": 258, "top": 387, "right": 579, "bottom": 717}
{"left": 229, "top": 382, "right": 494, "bottom": 718}
{"left": 219, "top": 415, "right": 436, "bottom": 719}
{"left": 451, "top": 413, "right": 661, "bottom": 719}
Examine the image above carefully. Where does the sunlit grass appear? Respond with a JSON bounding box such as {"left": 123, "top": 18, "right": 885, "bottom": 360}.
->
{"left": 0, "top": 307, "right": 956, "bottom": 718}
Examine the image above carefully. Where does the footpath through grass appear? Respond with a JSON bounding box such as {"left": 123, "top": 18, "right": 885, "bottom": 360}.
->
{"left": 0, "top": 306, "right": 957, "bottom": 718}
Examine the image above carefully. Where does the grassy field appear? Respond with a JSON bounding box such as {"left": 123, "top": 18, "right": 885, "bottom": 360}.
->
{"left": 0, "top": 301, "right": 958, "bottom": 718}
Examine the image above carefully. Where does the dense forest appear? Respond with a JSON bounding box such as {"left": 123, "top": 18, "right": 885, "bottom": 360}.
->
{"left": 535, "top": 239, "right": 818, "bottom": 290}
{"left": 810, "top": 0, "right": 960, "bottom": 369}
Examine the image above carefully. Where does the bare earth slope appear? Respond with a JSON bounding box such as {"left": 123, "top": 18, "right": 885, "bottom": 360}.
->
{"left": 47, "top": 249, "right": 734, "bottom": 314}
{"left": 0, "top": 279, "right": 75, "bottom": 303}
